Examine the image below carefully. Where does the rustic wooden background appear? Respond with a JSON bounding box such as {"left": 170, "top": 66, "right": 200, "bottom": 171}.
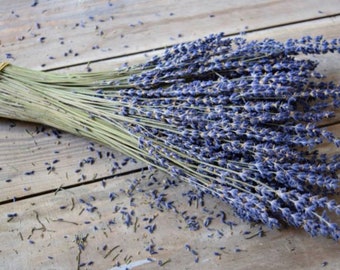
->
{"left": 0, "top": 1, "right": 339, "bottom": 269}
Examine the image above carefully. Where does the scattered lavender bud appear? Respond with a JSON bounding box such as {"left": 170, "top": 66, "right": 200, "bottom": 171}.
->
{"left": 217, "top": 210, "right": 227, "bottom": 224}
{"left": 144, "top": 224, "right": 157, "bottom": 234}
{"left": 191, "top": 249, "right": 198, "bottom": 256}
{"left": 5, "top": 53, "right": 14, "bottom": 59}
{"left": 145, "top": 241, "right": 158, "bottom": 255}
{"left": 204, "top": 216, "right": 213, "bottom": 227}
{"left": 109, "top": 192, "right": 117, "bottom": 201}
{"left": 7, "top": 213, "right": 18, "bottom": 218}
{"left": 108, "top": 219, "right": 116, "bottom": 225}
{"left": 78, "top": 198, "right": 86, "bottom": 204}
{"left": 31, "top": 0, "right": 38, "bottom": 7}
{"left": 216, "top": 230, "right": 224, "bottom": 238}
{"left": 24, "top": 170, "right": 35, "bottom": 176}
{"left": 96, "top": 151, "right": 102, "bottom": 159}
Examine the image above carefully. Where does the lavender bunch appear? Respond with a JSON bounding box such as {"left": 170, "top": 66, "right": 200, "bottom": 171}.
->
{"left": 0, "top": 33, "right": 339, "bottom": 240}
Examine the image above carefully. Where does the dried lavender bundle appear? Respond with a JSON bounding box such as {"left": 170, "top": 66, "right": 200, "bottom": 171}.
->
{"left": 0, "top": 33, "right": 339, "bottom": 239}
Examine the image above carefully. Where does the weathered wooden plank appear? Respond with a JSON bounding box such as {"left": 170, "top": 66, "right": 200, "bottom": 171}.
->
{"left": 0, "top": 120, "right": 145, "bottom": 203}
{"left": 0, "top": 170, "right": 339, "bottom": 270}
{"left": 1, "top": 0, "right": 340, "bottom": 69}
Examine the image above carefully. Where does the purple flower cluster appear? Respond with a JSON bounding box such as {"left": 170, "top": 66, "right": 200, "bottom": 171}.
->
{"left": 123, "top": 34, "right": 340, "bottom": 239}
{"left": 92, "top": 34, "right": 340, "bottom": 239}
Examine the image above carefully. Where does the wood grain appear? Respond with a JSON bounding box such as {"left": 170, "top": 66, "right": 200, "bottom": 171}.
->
{"left": 0, "top": 120, "right": 145, "bottom": 203}
{"left": 0, "top": 170, "right": 339, "bottom": 270}
{"left": 1, "top": 0, "right": 340, "bottom": 69}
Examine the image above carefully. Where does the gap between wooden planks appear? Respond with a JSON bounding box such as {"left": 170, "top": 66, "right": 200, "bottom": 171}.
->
{"left": 1, "top": 0, "right": 340, "bottom": 69}
{"left": 3, "top": 122, "right": 339, "bottom": 203}
{"left": 0, "top": 119, "right": 146, "bottom": 203}
{"left": 0, "top": 170, "right": 339, "bottom": 270}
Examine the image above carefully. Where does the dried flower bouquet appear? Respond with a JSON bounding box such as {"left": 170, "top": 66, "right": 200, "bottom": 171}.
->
{"left": 0, "top": 34, "right": 339, "bottom": 239}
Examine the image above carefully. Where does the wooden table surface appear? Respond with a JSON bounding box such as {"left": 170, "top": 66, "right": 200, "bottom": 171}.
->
{"left": 0, "top": 1, "right": 339, "bottom": 269}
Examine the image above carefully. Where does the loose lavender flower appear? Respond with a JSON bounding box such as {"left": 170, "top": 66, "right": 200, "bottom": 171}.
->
{"left": 0, "top": 33, "right": 339, "bottom": 239}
